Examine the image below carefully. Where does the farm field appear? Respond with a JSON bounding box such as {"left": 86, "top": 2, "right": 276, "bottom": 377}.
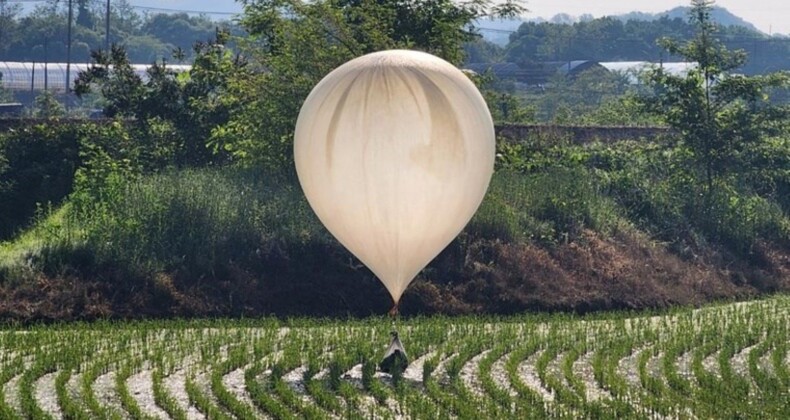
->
{"left": 1, "top": 295, "right": 788, "bottom": 419}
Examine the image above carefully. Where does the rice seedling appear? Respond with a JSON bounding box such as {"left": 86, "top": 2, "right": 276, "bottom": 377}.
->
{"left": 0, "top": 295, "right": 787, "bottom": 418}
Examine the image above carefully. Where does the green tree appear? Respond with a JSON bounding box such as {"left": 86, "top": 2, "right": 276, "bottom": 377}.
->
{"left": 212, "top": 0, "right": 525, "bottom": 167}
{"left": 0, "top": 72, "right": 11, "bottom": 102}
{"left": 76, "top": 0, "right": 94, "bottom": 29}
{"left": 32, "top": 90, "right": 66, "bottom": 118}
{"left": 536, "top": 66, "right": 631, "bottom": 122}
{"left": 641, "top": 0, "right": 789, "bottom": 199}
{"left": 74, "top": 33, "right": 244, "bottom": 167}
{"left": 141, "top": 13, "right": 216, "bottom": 55}
{"left": 0, "top": 0, "right": 22, "bottom": 60}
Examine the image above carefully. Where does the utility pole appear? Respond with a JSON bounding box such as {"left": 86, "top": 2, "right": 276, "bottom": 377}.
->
{"left": 0, "top": 0, "right": 5, "bottom": 61}
{"left": 65, "top": 0, "right": 73, "bottom": 93}
{"left": 105, "top": 0, "right": 110, "bottom": 52}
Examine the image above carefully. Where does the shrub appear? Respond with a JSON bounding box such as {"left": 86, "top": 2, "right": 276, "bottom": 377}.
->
{"left": 470, "top": 168, "right": 622, "bottom": 244}
{"left": 0, "top": 124, "right": 81, "bottom": 239}
{"left": 68, "top": 168, "right": 319, "bottom": 277}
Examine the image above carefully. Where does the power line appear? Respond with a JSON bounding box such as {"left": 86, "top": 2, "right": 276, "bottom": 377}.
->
{"left": 127, "top": 4, "right": 238, "bottom": 16}
{"left": 5, "top": 0, "right": 239, "bottom": 16}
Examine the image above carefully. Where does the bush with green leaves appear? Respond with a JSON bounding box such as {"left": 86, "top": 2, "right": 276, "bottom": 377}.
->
{"left": 497, "top": 131, "right": 790, "bottom": 257}
{"left": 640, "top": 0, "right": 790, "bottom": 201}
{"left": 46, "top": 167, "right": 324, "bottom": 282}
{"left": 75, "top": 34, "right": 242, "bottom": 168}
{"left": 471, "top": 167, "right": 621, "bottom": 244}
{"left": 0, "top": 124, "right": 81, "bottom": 240}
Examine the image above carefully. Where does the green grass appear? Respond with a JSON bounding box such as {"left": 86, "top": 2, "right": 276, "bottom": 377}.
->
{"left": 1, "top": 165, "right": 627, "bottom": 284}
{"left": 0, "top": 205, "right": 78, "bottom": 280}
{"left": 5, "top": 136, "right": 785, "bottom": 287}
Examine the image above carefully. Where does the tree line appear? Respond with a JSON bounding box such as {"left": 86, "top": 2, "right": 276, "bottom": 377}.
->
{"left": 0, "top": 0, "right": 237, "bottom": 64}
{"left": 469, "top": 12, "right": 790, "bottom": 75}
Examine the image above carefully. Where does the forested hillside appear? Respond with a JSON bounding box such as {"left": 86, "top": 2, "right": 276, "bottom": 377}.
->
{"left": 475, "top": 14, "right": 789, "bottom": 75}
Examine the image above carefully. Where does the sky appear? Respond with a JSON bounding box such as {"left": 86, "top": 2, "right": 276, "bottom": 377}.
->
{"left": 17, "top": 0, "right": 790, "bottom": 35}
{"left": 124, "top": 0, "right": 790, "bottom": 35}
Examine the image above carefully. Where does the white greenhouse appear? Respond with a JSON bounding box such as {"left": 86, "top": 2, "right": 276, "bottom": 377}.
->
{"left": 0, "top": 62, "right": 191, "bottom": 93}
{"left": 599, "top": 61, "right": 697, "bottom": 84}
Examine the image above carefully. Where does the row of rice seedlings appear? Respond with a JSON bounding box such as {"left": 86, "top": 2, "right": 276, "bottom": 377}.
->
{"left": 79, "top": 355, "right": 124, "bottom": 419}
{"left": 244, "top": 358, "right": 295, "bottom": 419}
{"left": 635, "top": 332, "right": 682, "bottom": 417}
{"left": 449, "top": 338, "right": 498, "bottom": 417}
{"left": 0, "top": 354, "right": 24, "bottom": 419}
{"left": 270, "top": 343, "right": 328, "bottom": 419}
{"left": 18, "top": 353, "right": 56, "bottom": 419}
{"left": 0, "top": 296, "right": 788, "bottom": 418}
{"left": 148, "top": 333, "right": 192, "bottom": 420}
{"left": 771, "top": 340, "right": 788, "bottom": 387}
{"left": 503, "top": 336, "right": 552, "bottom": 417}
{"left": 423, "top": 340, "right": 485, "bottom": 417}
{"left": 186, "top": 372, "right": 234, "bottom": 420}
{"left": 192, "top": 334, "right": 250, "bottom": 419}
{"left": 683, "top": 308, "right": 732, "bottom": 417}
{"left": 151, "top": 367, "right": 188, "bottom": 420}
{"left": 554, "top": 323, "right": 622, "bottom": 418}
{"left": 534, "top": 325, "right": 578, "bottom": 417}
{"left": 660, "top": 328, "right": 695, "bottom": 405}
{"left": 54, "top": 359, "right": 91, "bottom": 420}
{"left": 681, "top": 298, "right": 787, "bottom": 418}
{"left": 476, "top": 325, "right": 535, "bottom": 417}
{"left": 211, "top": 344, "right": 261, "bottom": 420}
{"left": 309, "top": 358, "right": 349, "bottom": 415}
{"left": 476, "top": 343, "right": 514, "bottom": 412}
{"left": 746, "top": 333, "right": 786, "bottom": 417}
{"left": 117, "top": 356, "right": 159, "bottom": 420}
{"left": 590, "top": 335, "right": 644, "bottom": 417}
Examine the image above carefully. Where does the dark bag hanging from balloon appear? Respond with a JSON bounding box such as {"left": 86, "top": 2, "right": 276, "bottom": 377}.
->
{"left": 379, "top": 331, "right": 409, "bottom": 374}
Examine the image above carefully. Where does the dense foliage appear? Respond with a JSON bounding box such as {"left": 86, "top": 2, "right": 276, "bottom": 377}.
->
{"left": 209, "top": 0, "right": 524, "bottom": 167}
{"left": 0, "top": 0, "right": 232, "bottom": 63}
{"left": 0, "top": 123, "right": 80, "bottom": 239}
{"left": 74, "top": 32, "right": 244, "bottom": 167}
{"left": 502, "top": 11, "right": 790, "bottom": 75}
{"left": 637, "top": 0, "right": 790, "bottom": 239}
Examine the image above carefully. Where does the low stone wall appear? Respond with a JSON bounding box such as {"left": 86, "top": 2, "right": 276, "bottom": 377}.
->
{"left": 496, "top": 124, "right": 675, "bottom": 143}
{"left": 0, "top": 117, "right": 115, "bottom": 132}
{"left": 1, "top": 118, "right": 675, "bottom": 144}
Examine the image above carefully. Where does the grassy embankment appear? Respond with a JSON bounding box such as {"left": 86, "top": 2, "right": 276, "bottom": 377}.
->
{"left": 1, "top": 130, "right": 789, "bottom": 319}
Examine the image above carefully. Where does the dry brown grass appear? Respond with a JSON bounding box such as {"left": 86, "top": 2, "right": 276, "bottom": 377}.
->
{"left": 1, "top": 229, "right": 787, "bottom": 321}
{"left": 402, "top": 228, "right": 775, "bottom": 315}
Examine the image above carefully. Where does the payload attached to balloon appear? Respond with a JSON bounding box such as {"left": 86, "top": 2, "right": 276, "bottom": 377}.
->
{"left": 294, "top": 49, "right": 495, "bottom": 311}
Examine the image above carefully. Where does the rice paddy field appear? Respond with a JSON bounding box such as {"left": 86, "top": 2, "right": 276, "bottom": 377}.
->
{"left": 0, "top": 295, "right": 788, "bottom": 419}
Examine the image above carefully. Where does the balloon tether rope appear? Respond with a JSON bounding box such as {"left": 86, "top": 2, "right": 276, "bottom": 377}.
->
{"left": 389, "top": 301, "right": 400, "bottom": 330}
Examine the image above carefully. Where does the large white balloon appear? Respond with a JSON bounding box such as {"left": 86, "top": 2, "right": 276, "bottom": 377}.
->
{"left": 294, "top": 50, "right": 495, "bottom": 305}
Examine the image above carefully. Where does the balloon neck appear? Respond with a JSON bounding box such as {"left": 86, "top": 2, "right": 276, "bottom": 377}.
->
{"left": 388, "top": 302, "right": 400, "bottom": 319}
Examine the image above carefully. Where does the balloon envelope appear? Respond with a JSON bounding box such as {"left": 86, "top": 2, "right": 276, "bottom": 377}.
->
{"left": 294, "top": 50, "right": 495, "bottom": 304}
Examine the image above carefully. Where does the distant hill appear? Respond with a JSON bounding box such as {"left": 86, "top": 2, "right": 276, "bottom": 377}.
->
{"left": 479, "top": 6, "right": 761, "bottom": 46}
{"left": 617, "top": 6, "right": 759, "bottom": 32}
